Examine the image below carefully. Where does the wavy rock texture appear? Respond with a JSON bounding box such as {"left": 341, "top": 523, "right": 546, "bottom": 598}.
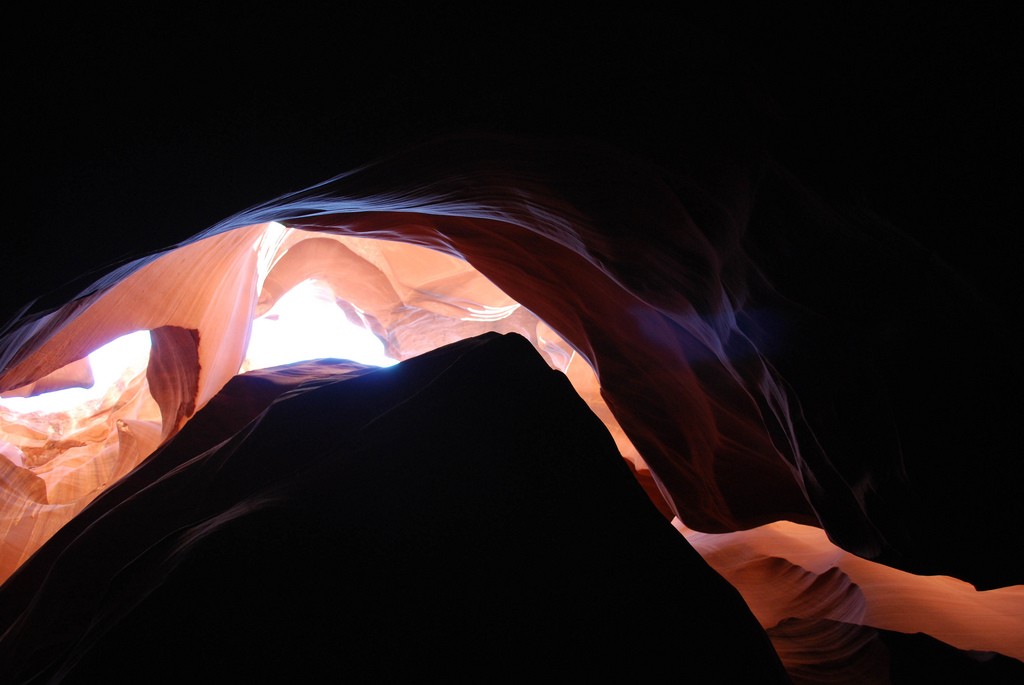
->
{"left": 1, "top": 136, "right": 1022, "bottom": 681}
{"left": 0, "top": 333, "right": 791, "bottom": 682}
{"left": 681, "top": 520, "right": 1024, "bottom": 682}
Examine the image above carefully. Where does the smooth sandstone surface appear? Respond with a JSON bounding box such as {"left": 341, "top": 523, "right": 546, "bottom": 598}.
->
{"left": 2, "top": 137, "right": 1022, "bottom": 682}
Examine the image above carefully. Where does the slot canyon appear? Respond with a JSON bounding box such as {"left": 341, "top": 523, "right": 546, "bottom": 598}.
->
{"left": 3, "top": 7, "right": 1021, "bottom": 682}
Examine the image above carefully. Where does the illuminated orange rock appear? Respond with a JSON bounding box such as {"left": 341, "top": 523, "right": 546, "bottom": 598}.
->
{"left": 1, "top": 136, "right": 1022, "bottom": 681}
{"left": 0, "top": 223, "right": 661, "bottom": 583}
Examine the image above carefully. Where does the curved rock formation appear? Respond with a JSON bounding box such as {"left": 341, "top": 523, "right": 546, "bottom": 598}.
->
{"left": 2, "top": 135, "right": 1022, "bottom": 681}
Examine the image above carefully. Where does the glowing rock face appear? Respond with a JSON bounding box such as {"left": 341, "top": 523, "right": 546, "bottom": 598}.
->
{"left": 0, "top": 136, "right": 1021, "bottom": 679}
{"left": 240, "top": 278, "right": 398, "bottom": 371}
{"left": 0, "top": 223, "right": 654, "bottom": 584}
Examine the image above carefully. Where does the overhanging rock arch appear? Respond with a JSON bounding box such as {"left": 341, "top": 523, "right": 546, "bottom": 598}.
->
{"left": 1, "top": 135, "right": 1022, "bottom": 679}
{"left": 0, "top": 136, "right": 822, "bottom": 572}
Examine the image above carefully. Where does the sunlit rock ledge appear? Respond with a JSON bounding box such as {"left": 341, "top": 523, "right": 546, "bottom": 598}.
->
{"left": 0, "top": 224, "right": 664, "bottom": 584}
{"left": 1, "top": 135, "right": 1021, "bottom": 681}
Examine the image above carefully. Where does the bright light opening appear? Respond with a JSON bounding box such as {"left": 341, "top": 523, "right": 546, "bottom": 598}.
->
{"left": 240, "top": 278, "right": 398, "bottom": 372}
{"left": 0, "top": 330, "right": 153, "bottom": 414}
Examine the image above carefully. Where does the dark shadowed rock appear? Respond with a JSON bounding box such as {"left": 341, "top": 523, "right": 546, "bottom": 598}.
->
{"left": 0, "top": 333, "right": 790, "bottom": 683}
